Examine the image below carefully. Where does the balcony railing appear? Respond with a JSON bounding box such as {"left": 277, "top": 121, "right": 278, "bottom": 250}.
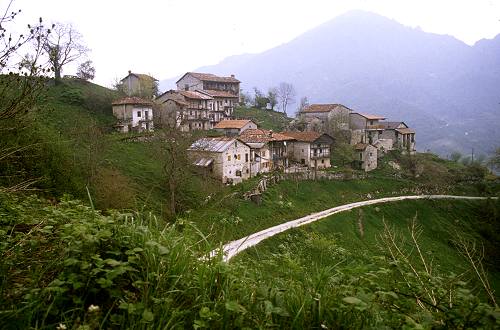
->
{"left": 310, "top": 152, "right": 330, "bottom": 159}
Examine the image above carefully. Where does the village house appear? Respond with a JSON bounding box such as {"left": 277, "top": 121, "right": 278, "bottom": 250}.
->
{"left": 120, "top": 71, "right": 158, "bottom": 98}
{"left": 156, "top": 90, "right": 213, "bottom": 131}
{"left": 281, "top": 131, "right": 334, "bottom": 169}
{"left": 111, "top": 96, "right": 154, "bottom": 133}
{"left": 198, "top": 89, "right": 239, "bottom": 119}
{"left": 349, "top": 112, "right": 387, "bottom": 145}
{"left": 354, "top": 143, "right": 378, "bottom": 172}
{"left": 298, "top": 104, "right": 352, "bottom": 131}
{"left": 239, "top": 129, "right": 295, "bottom": 171}
{"left": 379, "top": 122, "right": 416, "bottom": 154}
{"left": 214, "top": 119, "right": 258, "bottom": 136}
{"left": 187, "top": 137, "right": 251, "bottom": 184}
{"left": 176, "top": 72, "right": 240, "bottom": 98}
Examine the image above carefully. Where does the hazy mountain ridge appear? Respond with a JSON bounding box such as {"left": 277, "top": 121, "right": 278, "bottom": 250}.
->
{"left": 160, "top": 10, "right": 500, "bottom": 156}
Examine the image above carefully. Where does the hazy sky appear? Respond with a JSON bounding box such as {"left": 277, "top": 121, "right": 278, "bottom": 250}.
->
{"left": 11, "top": 0, "right": 500, "bottom": 87}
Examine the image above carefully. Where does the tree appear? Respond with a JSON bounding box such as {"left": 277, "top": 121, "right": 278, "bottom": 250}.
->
{"left": 252, "top": 87, "right": 267, "bottom": 109}
{"left": 277, "top": 82, "right": 296, "bottom": 116}
{"left": 43, "top": 22, "right": 89, "bottom": 83}
{"left": 76, "top": 60, "right": 95, "bottom": 81}
{"left": 267, "top": 87, "right": 278, "bottom": 110}
{"left": 450, "top": 151, "right": 462, "bottom": 162}
{"left": 296, "top": 96, "right": 309, "bottom": 117}
{"left": 488, "top": 147, "right": 500, "bottom": 171}
{"left": 0, "top": 2, "right": 51, "bottom": 191}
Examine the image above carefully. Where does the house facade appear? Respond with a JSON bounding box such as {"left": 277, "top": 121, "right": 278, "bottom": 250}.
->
{"left": 188, "top": 137, "right": 251, "bottom": 184}
{"left": 282, "top": 131, "right": 334, "bottom": 169}
{"left": 239, "top": 129, "right": 294, "bottom": 171}
{"left": 176, "top": 72, "right": 240, "bottom": 98}
{"left": 354, "top": 143, "right": 378, "bottom": 172}
{"left": 112, "top": 97, "right": 154, "bottom": 133}
{"left": 214, "top": 119, "right": 258, "bottom": 136}
{"left": 156, "top": 90, "right": 213, "bottom": 131}
{"left": 120, "top": 71, "right": 158, "bottom": 98}
{"left": 299, "top": 104, "right": 352, "bottom": 132}
{"left": 379, "top": 122, "right": 416, "bottom": 154}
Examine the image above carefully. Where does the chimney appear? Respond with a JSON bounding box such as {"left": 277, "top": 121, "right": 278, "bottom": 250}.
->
{"left": 268, "top": 130, "right": 273, "bottom": 137}
{"left": 230, "top": 74, "right": 235, "bottom": 78}
{"left": 128, "top": 70, "right": 131, "bottom": 75}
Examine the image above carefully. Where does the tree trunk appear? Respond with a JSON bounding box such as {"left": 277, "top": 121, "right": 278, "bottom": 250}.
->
{"left": 54, "top": 66, "right": 62, "bottom": 85}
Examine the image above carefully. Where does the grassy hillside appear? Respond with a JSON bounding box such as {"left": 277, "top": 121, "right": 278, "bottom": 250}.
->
{"left": 233, "top": 106, "right": 293, "bottom": 131}
{"left": 1, "top": 192, "right": 498, "bottom": 329}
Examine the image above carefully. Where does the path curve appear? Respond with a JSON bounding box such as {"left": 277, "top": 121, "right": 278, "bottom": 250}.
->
{"left": 211, "top": 195, "right": 497, "bottom": 262}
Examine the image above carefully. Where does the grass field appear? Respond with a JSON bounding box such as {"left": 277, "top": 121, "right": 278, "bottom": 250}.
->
{"left": 233, "top": 106, "right": 292, "bottom": 131}
{"left": 234, "top": 198, "right": 500, "bottom": 295}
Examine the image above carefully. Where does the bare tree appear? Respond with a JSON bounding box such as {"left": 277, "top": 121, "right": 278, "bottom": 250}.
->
{"left": 296, "top": 96, "right": 309, "bottom": 116}
{"left": 43, "top": 22, "right": 89, "bottom": 83}
{"left": 277, "top": 82, "right": 295, "bottom": 116}
{"left": 76, "top": 60, "right": 95, "bottom": 81}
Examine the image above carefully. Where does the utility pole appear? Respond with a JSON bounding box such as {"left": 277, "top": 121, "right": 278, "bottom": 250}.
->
{"left": 471, "top": 148, "right": 474, "bottom": 163}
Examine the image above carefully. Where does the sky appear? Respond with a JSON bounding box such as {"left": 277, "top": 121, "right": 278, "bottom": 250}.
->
{"left": 9, "top": 0, "right": 500, "bottom": 87}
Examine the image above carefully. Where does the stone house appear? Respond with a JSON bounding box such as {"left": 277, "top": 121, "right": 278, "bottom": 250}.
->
{"left": 238, "top": 129, "right": 295, "bottom": 172}
{"left": 299, "top": 104, "right": 352, "bottom": 131}
{"left": 214, "top": 119, "right": 258, "bottom": 136}
{"left": 156, "top": 90, "right": 213, "bottom": 131}
{"left": 349, "top": 112, "right": 387, "bottom": 145}
{"left": 176, "top": 72, "right": 240, "bottom": 99}
{"left": 198, "top": 89, "right": 239, "bottom": 120}
{"left": 111, "top": 96, "right": 154, "bottom": 133}
{"left": 281, "top": 131, "right": 334, "bottom": 169}
{"left": 120, "top": 71, "right": 158, "bottom": 98}
{"left": 354, "top": 143, "right": 378, "bottom": 172}
{"left": 188, "top": 137, "right": 251, "bottom": 184}
{"left": 379, "top": 122, "right": 416, "bottom": 154}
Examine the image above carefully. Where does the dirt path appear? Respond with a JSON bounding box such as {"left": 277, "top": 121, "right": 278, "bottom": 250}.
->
{"left": 211, "top": 195, "right": 497, "bottom": 262}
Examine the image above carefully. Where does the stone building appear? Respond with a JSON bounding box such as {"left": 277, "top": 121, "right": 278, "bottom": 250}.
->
{"left": 176, "top": 72, "right": 240, "bottom": 98}
{"left": 112, "top": 96, "right": 154, "bottom": 133}
{"left": 156, "top": 90, "right": 214, "bottom": 131}
{"left": 281, "top": 131, "right": 334, "bottom": 169}
{"left": 379, "top": 122, "right": 416, "bottom": 154}
{"left": 188, "top": 137, "right": 251, "bottom": 184}
{"left": 354, "top": 143, "right": 378, "bottom": 172}
{"left": 120, "top": 71, "right": 158, "bottom": 98}
{"left": 214, "top": 119, "right": 258, "bottom": 136}
{"left": 298, "top": 104, "right": 352, "bottom": 132}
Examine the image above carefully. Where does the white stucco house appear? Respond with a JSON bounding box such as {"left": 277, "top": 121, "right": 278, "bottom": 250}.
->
{"left": 111, "top": 96, "right": 154, "bottom": 133}
{"left": 187, "top": 137, "right": 252, "bottom": 184}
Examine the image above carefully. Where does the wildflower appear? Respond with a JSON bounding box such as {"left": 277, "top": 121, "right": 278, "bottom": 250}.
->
{"left": 56, "top": 324, "right": 67, "bottom": 330}
{"left": 88, "top": 304, "right": 100, "bottom": 313}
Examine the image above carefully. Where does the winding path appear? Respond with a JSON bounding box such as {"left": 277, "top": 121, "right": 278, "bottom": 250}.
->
{"left": 211, "top": 195, "right": 497, "bottom": 262}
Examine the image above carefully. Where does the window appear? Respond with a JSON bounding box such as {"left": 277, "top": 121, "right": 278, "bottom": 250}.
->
{"left": 236, "top": 170, "right": 242, "bottom": 177}
{"left": 137, "top": 111, "right": 141, "bottom": 117}
{"left": 246, "top": 169, "right": 249, "bottom": 174}
{"left": 184, "top": 84, "right": 189, "bottom": 91}
{"left": 245, "top": 153, "right": 249, "bottom": 162}
{"left": 237, "top": 154, "right": 241, "bottom": 160}
{"left": 145, "top": 110, "right": 149, "bottom": 119}
{"left": 227, "top": 155, "right": 231, "bottom": 161}
{"left": 321, "top": 159, "right": 324, "bottom": 164}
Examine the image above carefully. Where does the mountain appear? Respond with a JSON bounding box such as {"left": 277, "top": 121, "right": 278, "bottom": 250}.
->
{"left": 160, "top": 10, "right": 500, "bottom": 156}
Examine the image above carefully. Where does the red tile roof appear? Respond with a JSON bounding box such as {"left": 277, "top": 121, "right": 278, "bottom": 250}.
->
{"left": 176, "top": 72, "right": 240, "bottom": 84}
{"left": 281, "top": 131, "right": 322, "bottom": 142}
{"left": 301, "top": 104, "right": 351, "bottom": 113}
{"left": 112, "top": 96, "right": 153, "bottom": 106}
{"left": 214, "top": 119, "right": 254, "bottom": 129}
{"left": 239, "top": 129, "right": 295, "bottom": 143}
